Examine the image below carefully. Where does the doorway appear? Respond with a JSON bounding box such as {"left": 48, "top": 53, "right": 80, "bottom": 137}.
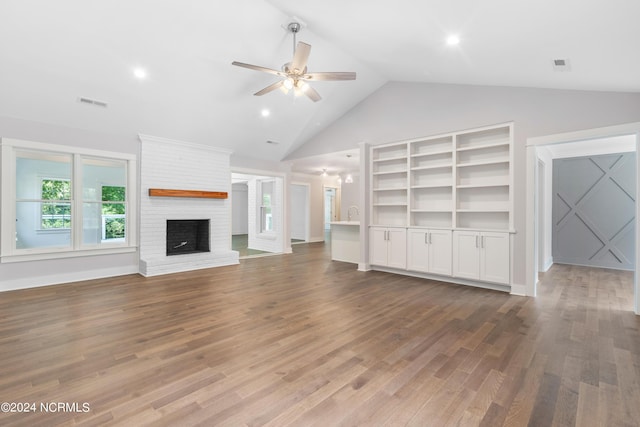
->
{"left": 231, "top": 172, "right": 285, "bottom": 258}
{"left": 324, "top": 186, "right": 338, "bottom": 231}
{"left": 290, "top": 183, "right": 310, "bottom": 244}
{"left": 526, "top": 122, "right": 640, "bottom": 315}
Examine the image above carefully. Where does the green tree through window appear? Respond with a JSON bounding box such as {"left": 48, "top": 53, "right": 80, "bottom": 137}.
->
{"left": 41, "top": 179, "right": 71, "bottom": 229}
{"left": 102, "top": 186, "right": 125, "bottom": 239}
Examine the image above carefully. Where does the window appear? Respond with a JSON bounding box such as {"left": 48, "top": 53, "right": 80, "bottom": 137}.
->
{"left": 259, "top": 180, "right": 274, "bottom": 233}
{"left": 101, "top": 186, "right": 125, "bottom": 241}
{"left": 1, "top": 138, "right": 137, "bottom": 261}
{"left": 40, "top": 178, "right": 71, "bottom": 229}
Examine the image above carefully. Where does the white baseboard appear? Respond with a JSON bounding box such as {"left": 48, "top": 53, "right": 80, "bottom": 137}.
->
{"left": 509, "top": 283, "right": 527, "bottom": 296}
{"left": 357, "top": 263, "right": 370, "bottom": 272}
{"left": 0, "top": 265, "right": 139, "bottom": 292}
{"left": 308, "top": 236, "right": 325, "bottom": 243}
{"left": 540, "top": 257, "right": 553, "bottom": 272}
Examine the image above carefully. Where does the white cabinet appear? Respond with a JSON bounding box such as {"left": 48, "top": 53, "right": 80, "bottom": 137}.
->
{"left": 407, "top": 228, "right": 452, "bottom": 275}
{"left": 453, "top": 231, "right": 509, "bottom": 284}
{"left": 369, "top": 227, "right": 407, "bottom": 269}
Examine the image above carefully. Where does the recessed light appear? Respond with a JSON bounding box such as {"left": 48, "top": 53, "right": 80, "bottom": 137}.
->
{"left": 261, "top": 109, "right": 270, "bottom": 117}
{"left": 133, "top": 67, "right": 147, "bottom": 79}
{"left": 446, "top": 35, "right": 460, "bottom": 46}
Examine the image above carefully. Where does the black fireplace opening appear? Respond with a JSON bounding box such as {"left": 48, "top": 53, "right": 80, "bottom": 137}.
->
{"left": 166, "top": 219, "right": 210, "bottom": 256}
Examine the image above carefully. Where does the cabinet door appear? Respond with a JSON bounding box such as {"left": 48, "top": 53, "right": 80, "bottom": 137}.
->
{"left": 407, "top": 229, "right": 429, "bottom": 273}
{"left": 369, "top": 228, "right": 389, "bottom": 266}
{"left": 428, "top": 229, "right": 452, "bottom": 276}
{"left": 480, "top": 232, "right": 510, "bottom": 284}
{"left": 453, "top": 231, "right": 480, "bottom": 280}
{"left": 386, "top": 228, "right": 407, "bottom": 269}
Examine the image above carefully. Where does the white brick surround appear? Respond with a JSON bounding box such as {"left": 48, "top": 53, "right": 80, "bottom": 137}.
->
{"left": 138, "top": 135, "right": 238, "bottom": 276}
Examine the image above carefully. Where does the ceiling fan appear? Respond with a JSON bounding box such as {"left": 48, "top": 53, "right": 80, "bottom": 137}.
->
{"left": 232, "top": 22, "right": 356, "bottom": 102}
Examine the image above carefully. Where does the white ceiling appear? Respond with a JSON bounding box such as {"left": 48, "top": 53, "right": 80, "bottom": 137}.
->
{"left": 1, "top": 1, "right": 639, "bottom": 171}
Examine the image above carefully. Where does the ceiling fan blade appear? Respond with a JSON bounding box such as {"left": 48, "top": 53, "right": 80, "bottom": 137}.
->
{"left": 232, "top": 61, "right": 285, "bottom": 77}
{"left": 254, "top": 80, "right": 285, "bottom": 96}
{"left": 304, "top": 85, "right": 322, "bottom": 102}
{"left": 302, "top": 71, "right": 357, "bottom": 81}
{"left": 290, "top": 42, "right": 311, "bottom": 74}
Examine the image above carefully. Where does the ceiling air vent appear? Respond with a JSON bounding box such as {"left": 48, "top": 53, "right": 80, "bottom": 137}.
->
{"left": 552, "top": 59, "right": 571, "bottom": 72}
{"left": 78, "top": 97, "right": 108, "bottom": 108}
{"left": 266, "top": 140, "right": 280, "bottom": 145}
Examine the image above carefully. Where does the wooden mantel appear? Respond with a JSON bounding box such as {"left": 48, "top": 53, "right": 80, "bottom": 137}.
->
{"left": 148, "top": 188, "right": 228, "bottom": 199}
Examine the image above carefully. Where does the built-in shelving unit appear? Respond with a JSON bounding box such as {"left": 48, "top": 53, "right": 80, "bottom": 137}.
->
{"left": 454, "top": 125, "right": 512, "bottom": 231}
{"left": 368, "top": 123, "right": 514, "bottom": 288}
{"left": 371, "top": 142, "right": 408, "bottom": 227}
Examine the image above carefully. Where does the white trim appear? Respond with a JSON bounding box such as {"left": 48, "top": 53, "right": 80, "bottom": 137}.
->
{"left": 2, "top": 137, "right": 136, "bottom": 160}
{"left": 510, "top": 283, "right": 527, "bottom": 296}
{"left": 1, "top": 246, "right": 137, "bottom": 263}
{"left": 526, "top": 122, "right": 640, "bottom": 315}
{"left": 0, "top": 265, "right": 139, "bottom": 292}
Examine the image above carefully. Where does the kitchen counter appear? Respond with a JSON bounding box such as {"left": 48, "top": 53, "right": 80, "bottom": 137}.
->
{"left": 329, "top": 221, "right": 360, "bottom": 264}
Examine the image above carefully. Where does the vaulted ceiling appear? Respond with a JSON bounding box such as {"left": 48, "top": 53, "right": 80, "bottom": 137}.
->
{"left": 1, "top": 0, "right": 638, "bottom": 167}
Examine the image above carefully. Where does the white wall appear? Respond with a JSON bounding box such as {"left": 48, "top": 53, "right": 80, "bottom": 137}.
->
{"left": 340, "top": 175, "right": 361, "bottom": 221}
{"left": 290, "top": 184, "right": 308, "bottom": 241}
{"left": 231, "top": 183, "right": 248, "bottom": 235}
{"left": 287, "top": 82, "right": 640, "bottom": 288}
{"left": 0, "top": 115, "right": 139, "bottom": 291}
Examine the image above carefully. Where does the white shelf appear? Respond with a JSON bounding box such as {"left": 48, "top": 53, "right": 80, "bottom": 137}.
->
{"left": 457, "top": 183, "right": 508, "bottom": 189}
{"left": 372, "top": 169, "right": 407, "bottom": 175}
{"left": 457, "top": 208, "right": 509, "bottom": 213}
{"left": 373, "top": 187, "right": 407, "bottom": 192}
{"left": 412, "top": 184, "right": 453, "bottom": 189}
{"left": 456, "top": 159, "right": 509, "bottom": 168}
{"left": 410, "top": 149, "right": 452, "bottom": 158}
{"left": 372, "top": 123, "right": 512, "bottom": 232}
{"left": 456, "top": 142, "right": 509, "bottom": 152}
{"left": 373, "top": 155, "right": 408, "bottom": 163}
{"left": 410, "top": 164, "right": 453, "bottom": 171}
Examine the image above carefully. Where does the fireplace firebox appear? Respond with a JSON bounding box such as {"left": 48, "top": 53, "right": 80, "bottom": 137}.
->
{"left": 166, "top": 219, "right": 210, "bottom": 256}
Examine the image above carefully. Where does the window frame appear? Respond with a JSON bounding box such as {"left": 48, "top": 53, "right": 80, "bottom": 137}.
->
{"left": 1, "top": 138, "right": 137, "bottom": 263}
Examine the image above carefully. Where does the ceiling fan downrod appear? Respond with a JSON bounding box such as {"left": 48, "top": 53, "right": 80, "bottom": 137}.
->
{"left": 287, "top": 22, "right": 301, "bottom": 56}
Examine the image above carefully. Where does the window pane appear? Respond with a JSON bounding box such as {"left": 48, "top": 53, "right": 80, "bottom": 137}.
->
{"left": 102, "top": 186, "right": 125, "bottom": 202}
{"left": 82, "top": 158, "right": 126, "bottom": 202}
{"left": 83, "top": 203, "right": 126, "bottom": 245}
{"left": 16, "top": 153, "right": 71, "bottom": 200}
{"left": 42, "top": 179, "right": 71, "bottom": 200}
{"left": 16, "top": 201, "right": 72, "bottom": 250}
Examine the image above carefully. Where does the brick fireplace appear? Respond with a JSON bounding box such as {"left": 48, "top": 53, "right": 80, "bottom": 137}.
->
{"left": 138, "top": 135, "right": 239, "bottom": 276}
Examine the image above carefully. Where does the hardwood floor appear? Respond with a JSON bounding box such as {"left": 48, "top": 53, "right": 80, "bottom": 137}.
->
{"left": 0, "top": 242, "right": 638, "bottom": 426}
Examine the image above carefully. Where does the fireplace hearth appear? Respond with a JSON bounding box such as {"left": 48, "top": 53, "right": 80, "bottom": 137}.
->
{"left": 166, "top": 219, "right": 210, "bottom": 256}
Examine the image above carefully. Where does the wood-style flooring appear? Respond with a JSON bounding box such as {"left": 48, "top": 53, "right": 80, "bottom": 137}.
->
{"left": 0, "top": 242, "right": 639, "bottom": 426}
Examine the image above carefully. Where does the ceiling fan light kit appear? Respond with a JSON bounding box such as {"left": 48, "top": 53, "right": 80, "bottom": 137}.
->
{"left": 232, "top": 22, "right": 356, "bottom": 102}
